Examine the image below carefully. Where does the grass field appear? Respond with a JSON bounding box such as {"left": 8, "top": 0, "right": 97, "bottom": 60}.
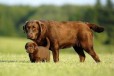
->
{"left": 0, "top": 37, "right": 114, "bottom": 76}
{"left": 0, "top": 53, "right": 114, "bottom": 76}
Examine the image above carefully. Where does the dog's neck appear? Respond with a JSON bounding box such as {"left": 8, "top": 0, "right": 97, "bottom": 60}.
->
{"left": 33, "top": 38, "right": 47, "bottom": 47}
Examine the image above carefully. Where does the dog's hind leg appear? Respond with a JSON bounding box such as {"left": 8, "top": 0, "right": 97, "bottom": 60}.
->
{"left": 73, "top": 46, "right": 86, "bottom": 62}
{"left": 81, "top": 33, "right": 100, "bottom": 63}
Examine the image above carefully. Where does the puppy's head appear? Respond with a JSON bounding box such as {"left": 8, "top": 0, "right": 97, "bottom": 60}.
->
{"left": 25, "top": 42, "right": 38, "bottom": 54}
{"left": 23, "top": 20, "right": 46, "bottom": 41}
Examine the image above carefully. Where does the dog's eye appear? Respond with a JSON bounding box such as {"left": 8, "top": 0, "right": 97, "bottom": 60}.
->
{"left": 32, "top": 26, "right": 35, "bottom": 28}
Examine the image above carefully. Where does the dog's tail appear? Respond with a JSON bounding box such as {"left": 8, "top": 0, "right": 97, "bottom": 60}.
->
{"left": 86, "top": 23, "right": 104, "bottom": 33}
{"left": 46, "top": 37, "right": 50, "bottom": 49}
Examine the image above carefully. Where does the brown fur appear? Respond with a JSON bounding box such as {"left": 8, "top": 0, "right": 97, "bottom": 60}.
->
{"left": 25, "top": 38, "right": 50, "bottom": 62}
{"left": 23, "top": 20, "right": 104, "bottom": 63}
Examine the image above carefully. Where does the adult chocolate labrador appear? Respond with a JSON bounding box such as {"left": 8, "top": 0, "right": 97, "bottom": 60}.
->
{"left": 23, "top": 20, "right": 104, "bottom": 63}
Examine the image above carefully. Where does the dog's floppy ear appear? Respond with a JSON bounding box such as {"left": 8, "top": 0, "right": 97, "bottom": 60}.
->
{"left": 33, "top": 42, "right": 38, "bottom": 51}
{"left": 23, "top": 21, "right": 28, "bottom": 33}
{"left": 36, "top": 21, "right": 47, "bottom": 41}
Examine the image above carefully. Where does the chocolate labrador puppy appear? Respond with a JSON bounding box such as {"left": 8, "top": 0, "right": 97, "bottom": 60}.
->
{"left": 25, "top": 37, "right": 50, "bottom": 62}
{"left": 23, "top": 20, "right": 104, "bottom": 63}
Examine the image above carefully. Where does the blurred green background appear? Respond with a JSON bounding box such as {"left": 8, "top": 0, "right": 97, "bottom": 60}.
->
{"left": 0, "top": 0, "right": 114, "bottom": 54}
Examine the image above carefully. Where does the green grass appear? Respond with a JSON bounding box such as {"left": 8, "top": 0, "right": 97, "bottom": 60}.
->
{"left": 0, "top": 37, "right": 30, "bottom": 54}
{"left": 0, "top": 36, "right": 114, "bottom": 76}
{"left": 0, "top": 53, "right": 114, "bottom": 76}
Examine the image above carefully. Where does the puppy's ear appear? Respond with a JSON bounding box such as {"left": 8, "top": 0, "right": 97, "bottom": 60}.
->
{"left": 36, "top": 21, "right": 47, "bottom": 41}
{"left": 23, "top": 21, "right": 28, "bottom": 33}
{"left": 33, "top": 43, "right": 38, "bottom": 50}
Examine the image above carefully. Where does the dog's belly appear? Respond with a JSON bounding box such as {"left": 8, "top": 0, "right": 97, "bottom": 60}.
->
{"left": 59, "top": 42, "right": 75, "bottom": 49}
{"left": 58, "top": 38, "right": 77, "bottom": 49}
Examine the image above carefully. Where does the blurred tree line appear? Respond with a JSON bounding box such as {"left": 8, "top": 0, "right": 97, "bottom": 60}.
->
{"left": 0, "top": 0, "right": 114, "bottom": 44}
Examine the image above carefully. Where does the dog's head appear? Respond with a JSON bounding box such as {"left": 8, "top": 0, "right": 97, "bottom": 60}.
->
{"left": 23, "top": 20, "right": 47, "bottom": 41}
{"left": 25, "top": 42, "right": 38, "bottom": 54}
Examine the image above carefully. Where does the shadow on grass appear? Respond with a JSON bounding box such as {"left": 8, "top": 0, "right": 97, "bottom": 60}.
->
{"left": 0, "top": 60, "right": 30, "bottom": 63}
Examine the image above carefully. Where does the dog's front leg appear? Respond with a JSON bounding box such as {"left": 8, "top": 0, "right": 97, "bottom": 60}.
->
{"left": 52, "top": 49, "right": 59, "bottom": 62}
{"left": 52, "top": 40, "right": 59, "bottom": 62}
